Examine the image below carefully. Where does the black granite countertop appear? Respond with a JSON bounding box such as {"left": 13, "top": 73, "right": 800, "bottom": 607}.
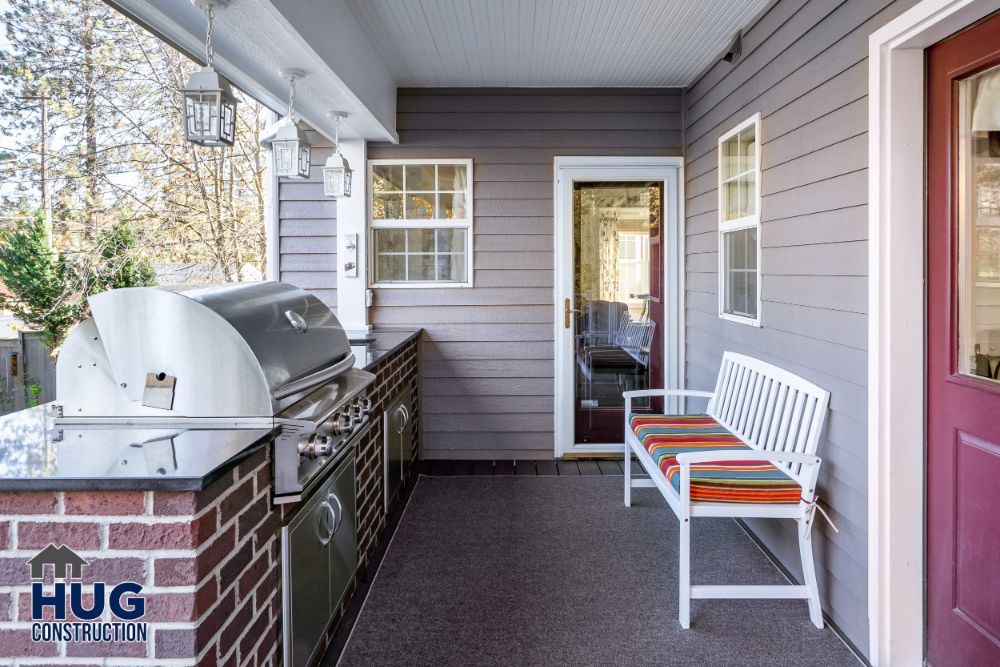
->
{"left": 351, "top": 328, "right": 421, "bottom": 370}
{"left": 0, "top": 404, "right": 273, "bottom": 492}
{"left": 0, "top": 329, "right": 421, "bottom": 493}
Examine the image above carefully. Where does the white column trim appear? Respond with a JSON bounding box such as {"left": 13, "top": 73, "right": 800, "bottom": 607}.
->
{"left": 335, "top": 139, "right": 370, "bottom": 335}
{"left": 266, "top": 111, "right": 281, "bottom": 282}
{"left": 868, "top": 1, "right": 1000, "bottom": 665}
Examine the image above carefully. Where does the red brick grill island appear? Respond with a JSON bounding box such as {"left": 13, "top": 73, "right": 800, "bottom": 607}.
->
{"left": 0, "top": 282, "right": 419, "bottom": 666}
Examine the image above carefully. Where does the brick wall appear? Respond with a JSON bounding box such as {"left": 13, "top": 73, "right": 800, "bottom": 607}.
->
{"left": 355, "top": 338, "right": 419, "bottom": 572}
{"left": 303, "top": 337, "right": 420, "bottom": 658}
{"left": 0, "top": 339, "right": 418, "bottom": 666}
{"left": 0, "top": 446, "right": 278, "bottom": 666}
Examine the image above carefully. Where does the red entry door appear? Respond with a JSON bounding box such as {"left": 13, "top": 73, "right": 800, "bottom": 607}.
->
{"left": 927, "top": 14, "right": 1000, "bottom": 666}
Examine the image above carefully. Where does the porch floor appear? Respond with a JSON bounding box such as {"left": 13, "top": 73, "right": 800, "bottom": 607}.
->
{"left": 329, "top": 472, "right": 860, "bottom": 666}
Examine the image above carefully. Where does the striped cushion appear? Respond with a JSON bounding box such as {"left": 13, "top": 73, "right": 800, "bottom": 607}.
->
{"left": 630, "top": 414, "right": 801, "bottom": 504}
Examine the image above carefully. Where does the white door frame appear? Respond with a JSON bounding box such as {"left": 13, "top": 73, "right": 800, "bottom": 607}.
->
{"left": 869, "top": 1, "right": 1000, "bottom": 665}
{"left": 553, "top": 156, "right": 685, "bottom": 458}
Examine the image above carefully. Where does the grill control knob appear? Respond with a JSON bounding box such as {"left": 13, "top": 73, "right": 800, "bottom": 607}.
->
{"left": 359, "top": 397, "right": 373, "bottom": 416}
{"left": 298, "top": 435, "right": 334, "bottom": 459}
{"left": 349, "top": 404, "right": 364, "bottom": 425}
{"left": 331, "top": 413, "right": 353, "bottom": 436}
{"left": 312, "top": 436, "right": 333, "bottom": 458}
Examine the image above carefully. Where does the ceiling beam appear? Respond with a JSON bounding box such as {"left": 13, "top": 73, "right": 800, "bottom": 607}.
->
{"left": 106, "top": 0, "right": 398, "bottom": 143}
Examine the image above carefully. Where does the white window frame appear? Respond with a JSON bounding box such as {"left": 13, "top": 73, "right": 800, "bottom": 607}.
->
{"left": 717, "top": 113, "right": 762, "bottom": 326}
{"left": 368, "top": 158, "right": 474, "bottom": 288}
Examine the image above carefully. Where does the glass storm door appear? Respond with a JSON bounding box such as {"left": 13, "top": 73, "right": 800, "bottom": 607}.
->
{"left": 570, "top": 181, "right": 663, "bottom": 444}
{"left": 927, "top": 14, "right": 1000, "bottom": 666}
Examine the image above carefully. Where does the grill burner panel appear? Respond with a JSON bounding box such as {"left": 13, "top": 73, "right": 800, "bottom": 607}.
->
{"left": 53, "top": 281, "right": 375, "bottom": 502}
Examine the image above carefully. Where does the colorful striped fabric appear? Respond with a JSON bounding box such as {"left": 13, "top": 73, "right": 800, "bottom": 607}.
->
{"left": 630, "top": 414, "right": 801, "bottom": 504}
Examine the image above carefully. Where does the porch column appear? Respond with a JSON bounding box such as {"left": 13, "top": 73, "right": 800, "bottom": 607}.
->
{"left": 336, "top": 138, "right": 370, "bottom": 335}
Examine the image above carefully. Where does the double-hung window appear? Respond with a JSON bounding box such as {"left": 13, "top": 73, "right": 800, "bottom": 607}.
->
{"left": 369, "top": 159, "right": 473, "bottom": 287}
{"left": 718, "top": 114, "right": 761, "bottom": 325}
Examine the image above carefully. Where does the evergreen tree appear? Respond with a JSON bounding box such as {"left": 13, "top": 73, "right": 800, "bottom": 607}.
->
{"left": 0, "top": 212, "right": 85, "bottom": 349}
{"left": 87, "top": 221, "right": 157, "bottom": 293}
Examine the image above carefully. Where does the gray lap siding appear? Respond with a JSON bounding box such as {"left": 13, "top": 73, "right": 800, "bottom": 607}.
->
{"left": 368, "top": 88, "right": 684, "bottom": 461}
{"left": 683, "top": 0, "right": 918, "bottom": 655}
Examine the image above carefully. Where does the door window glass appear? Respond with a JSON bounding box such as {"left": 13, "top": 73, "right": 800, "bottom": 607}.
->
{"left": 573, "top": 182, "right": 661, "bottom": 443}
{"left": 959, "top": 67, "right": 1000, "bottom": 383}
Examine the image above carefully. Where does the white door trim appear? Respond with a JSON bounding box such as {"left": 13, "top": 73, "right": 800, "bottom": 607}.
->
{"left": 553, "top": 156, "right": 685, "bottom": 458}
{"left": 868, "top": 1, "right": 1000, "bottom": 665}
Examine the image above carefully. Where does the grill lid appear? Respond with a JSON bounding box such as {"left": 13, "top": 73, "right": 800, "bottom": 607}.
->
{"left": 57, "top": 282, "right": 354, "bottom": 417}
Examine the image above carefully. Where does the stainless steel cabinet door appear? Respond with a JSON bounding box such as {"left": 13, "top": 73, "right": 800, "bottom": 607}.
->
{"left": 383, "top": 387, "right": 413, "bottom": 511}
{"left": 328, "top": 450, "right": 358, "bottom": 612}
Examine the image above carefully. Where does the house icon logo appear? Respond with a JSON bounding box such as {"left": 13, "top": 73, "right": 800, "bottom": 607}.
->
{"left": 26, "top": 544, "right": 89, "bottom": 580}
{"left": 25, "top": 543, "right": 148, "bottom": 644}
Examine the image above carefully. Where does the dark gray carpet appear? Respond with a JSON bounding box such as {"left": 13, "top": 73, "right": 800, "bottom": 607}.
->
{"left": 337, "top": 476, "right": 860, "bottom": 667}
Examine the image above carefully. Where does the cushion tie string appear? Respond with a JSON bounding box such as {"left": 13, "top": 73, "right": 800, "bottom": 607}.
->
{"left": 801, "top": 495, "right": 840, "bottom": 533}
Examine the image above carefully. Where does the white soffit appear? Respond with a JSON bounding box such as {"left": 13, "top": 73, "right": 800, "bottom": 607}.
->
{"left": 107, "top": 0, "right": 398, "bottom": 142}
{"left": 346, "top": 0, "right": 771, "bottom": 87}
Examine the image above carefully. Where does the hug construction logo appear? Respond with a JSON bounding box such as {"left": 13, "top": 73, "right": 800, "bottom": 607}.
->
{"left": 26, "top": 543, "right": 148, "bottom": 644}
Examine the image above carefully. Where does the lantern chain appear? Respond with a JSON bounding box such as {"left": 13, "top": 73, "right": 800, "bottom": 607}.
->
{"left": 334, "top": 114, "right": 341, "bottom": 154}
{"left": 204, "top": 5, "right": 215, "bottom": 68}
{"left": 288, "top": 76, "right": 296, "bottom": 119}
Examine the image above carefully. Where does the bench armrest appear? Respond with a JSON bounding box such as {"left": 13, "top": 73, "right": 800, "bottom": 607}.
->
{"left": 674, "top": 451, "right": 821, "bottom": 466}
{"left": 623, "top": 389, "right": 714, "bottom": 418}
{"left": 623, "top": 389, "right": 714, "bottom": 400}
{"left": 674, "top": 451, "right": 823, "bottom": 516}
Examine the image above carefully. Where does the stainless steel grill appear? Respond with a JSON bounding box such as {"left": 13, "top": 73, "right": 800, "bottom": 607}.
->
{"left": 54, "top": 281, "right": 375, "bottom": 502}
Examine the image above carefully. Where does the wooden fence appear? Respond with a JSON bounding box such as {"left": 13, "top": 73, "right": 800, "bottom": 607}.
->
{"left": 0, "top": 332, "right": 56, "bottom": 414}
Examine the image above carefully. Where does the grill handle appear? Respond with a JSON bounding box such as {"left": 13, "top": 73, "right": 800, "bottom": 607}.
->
{"left": 272, "top": 353, "right": 357, "bottom": 400}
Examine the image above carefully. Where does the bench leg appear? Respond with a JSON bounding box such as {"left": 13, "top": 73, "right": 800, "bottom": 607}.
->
{"left": 623, "top": 442, "right": 632, "bottom": 507}
{"left": 679, "top": 516, "right": 691, "bottom": 628}
{"left": 798, "top": 519, "right": 823, "bottom": 629}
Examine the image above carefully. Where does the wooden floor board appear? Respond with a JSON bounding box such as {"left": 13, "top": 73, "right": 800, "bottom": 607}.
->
{"left": 534, "top": 460, "right": 559, "bottom": 476}
{"left": 472, "top": 460, "right": 494, "bottom": 476}
{"left": 597, "top": 460, "right": 623, "bottom": 475}
{"left": 429, "top": 460, "right": 453, "bottom": 476}
{"left": 420, "top": 458, "right": 639, "bottom": 477}
{"left": 450, "top": 460, "right": 475, "bottom": 476}
{"left": 514, "top": 460, "right": 536, "bottom": 475}
{"left": 556, "top": 460, "right": 579, "bottom": 476}
{"left": 494, "top": 460, "right": 516, "bottom": 476}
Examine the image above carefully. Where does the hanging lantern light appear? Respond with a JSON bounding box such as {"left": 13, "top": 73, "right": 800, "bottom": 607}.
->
{"left": 182, "top": 0, "right": 238, "bottom": 147}
{"left": 323, "top": 112, "right": 353, "bottom": 198}
{"left": 262, "top": 69, "right": 311, "bottom": 179}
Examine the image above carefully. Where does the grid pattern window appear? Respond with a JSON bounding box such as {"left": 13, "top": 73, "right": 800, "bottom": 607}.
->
{"left": 718, "top": 114, "right": 761, "bottom": 325}
{"left": 369, "top": 159, "right": 473, "bottom": 287}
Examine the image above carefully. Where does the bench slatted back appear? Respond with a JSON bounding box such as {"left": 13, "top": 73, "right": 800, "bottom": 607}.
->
{"left": 706, "top": 352, "right": 830, "bottom": 483}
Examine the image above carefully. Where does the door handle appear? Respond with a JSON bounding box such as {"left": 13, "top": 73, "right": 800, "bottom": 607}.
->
{"left": 564, "top": 298, "right": 582, "bottom": 329}
{"left": 328, "top": 493, "right": 343, "bottom": 535}
{"left": 317, "top": 501, "right": 335, "bottom": 545}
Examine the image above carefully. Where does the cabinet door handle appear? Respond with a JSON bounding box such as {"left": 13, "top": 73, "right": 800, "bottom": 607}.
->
{"left": 328, "top": 493, "right": 344, "bottom": 535}
{"left": 317, "top": 501, "right": 335, "bottom": 546}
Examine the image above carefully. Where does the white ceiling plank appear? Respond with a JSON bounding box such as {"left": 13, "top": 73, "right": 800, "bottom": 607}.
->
{"left": 344, "top": 0, "right": 770, "bottom": 88}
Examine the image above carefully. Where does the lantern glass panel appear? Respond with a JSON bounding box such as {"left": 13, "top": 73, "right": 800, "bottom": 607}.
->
{"left": 272, "top": 140, "right": 298, "bottom": 176}
{"left": 297, "top": 145, "right": 311, "bottom": 178}
{"left": 323, "top": 167, "right": 342, "bottom": 196}
{"left": 185, "top": 92, "right": 219, "bottom": 141}
{"left": 323, "top": 165, "right": 353, "bottom": 198}
{"left": 219, "top": 98, "right": 237, "bottom": 144}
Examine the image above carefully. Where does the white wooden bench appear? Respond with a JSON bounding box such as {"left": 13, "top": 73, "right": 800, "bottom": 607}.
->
{"left": 623, "top": 352, "right": 830, "bottom": 629}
